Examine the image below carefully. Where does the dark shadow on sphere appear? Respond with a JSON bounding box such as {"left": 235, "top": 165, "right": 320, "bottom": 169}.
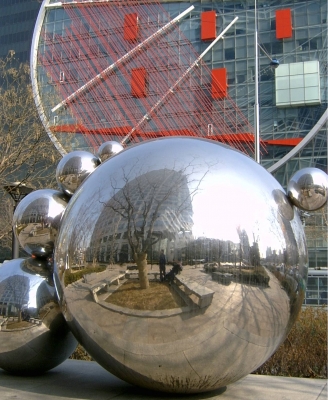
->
{"left": 122, "top": 384, "right": 227, "bottom": 398}
{"left": 0, "top": 369, "right": 49, "bottom": 377}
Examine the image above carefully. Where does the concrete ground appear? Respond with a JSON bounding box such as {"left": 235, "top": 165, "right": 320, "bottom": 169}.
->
{"left": 0, "top": 359, "right": 326, "bottom": 400}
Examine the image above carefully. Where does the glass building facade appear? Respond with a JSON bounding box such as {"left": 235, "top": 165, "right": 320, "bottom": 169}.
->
{"left": 0, "top": 0, "right": 40, "bottom": 62}
{"left": 303, "top": 268, "right": 327, "bottom": 305}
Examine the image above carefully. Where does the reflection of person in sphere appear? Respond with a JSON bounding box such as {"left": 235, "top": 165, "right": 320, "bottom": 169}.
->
{"left": 159, "top": 250, "right": 166, "bottom": 282}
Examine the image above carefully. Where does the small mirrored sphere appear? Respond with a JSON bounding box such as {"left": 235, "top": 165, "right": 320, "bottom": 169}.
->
{"left": 13, "top": 189, "right": 69, "bottom": 258}
{"left": 54, "top": 137, "right": 308, "bottom": 393}
{"left": 270, "top": 58, "right": 280, "bottom": 69}
{"left": 97, "top": 141, "right": 124, "bottom": 162}
{"left": 56, "top": 150, "right": 100, "bottom": 196}
{"left": 0, "top": 258, "right": 77, "bottom": 374}
{"left": 287, "top": 167, "right": 328, "bottom": 211}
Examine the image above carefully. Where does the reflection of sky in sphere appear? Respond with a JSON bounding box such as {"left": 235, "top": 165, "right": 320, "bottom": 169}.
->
{"left": 47, "top": 197, "right": 66, "bottom": 219}
{"left": 81, "top": 156, "right": 97, "bottom": 172}
{"left": 191, "top": 170, "right": 286, "bottom": 257}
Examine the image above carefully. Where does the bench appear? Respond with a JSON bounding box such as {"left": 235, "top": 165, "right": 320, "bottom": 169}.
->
{"left": 0, "top": 318, "right": 7, "bottom": 331}
{"left": 174, "top": 275, "right": 214, "bottom": 308}
{"left": 125, "top": 271, "right": 160, "bottom": 281}
{"left": 29, "top": 317, "right": 42, "bottom": 325}
{"left": 126, "top": 265, "right": 138, "bottom": 270}
{"left": 212, "top": 272, "right": 233, "bottom": 285}
{"left": 90, "top": 273, "right": 125, "bottom": 303}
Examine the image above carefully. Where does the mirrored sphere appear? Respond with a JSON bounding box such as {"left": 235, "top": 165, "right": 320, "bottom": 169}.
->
{"left": 54, "top": 137, "right": 308, "bottom": 393}
{"left": 0, "top": 258, "right": 77, "bottom": 374}
{"left": 287, "top": 167, "right": 328, "bottom": 211}
{"left": 13, "top": 189, "right": 69, "bottom": 258}
{"left": 97, "top": 141, "right": 124, "bottom": 162}
{"left": 56, "top": 150, "right": 100, "bottom": 196}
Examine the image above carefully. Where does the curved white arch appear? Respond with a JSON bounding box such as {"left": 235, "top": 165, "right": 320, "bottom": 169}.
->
{"left": 30, "top": 0, "right": 67, "bottom": 156}
{"left": 268, "top": 108, "right": 328, "bottom": 173}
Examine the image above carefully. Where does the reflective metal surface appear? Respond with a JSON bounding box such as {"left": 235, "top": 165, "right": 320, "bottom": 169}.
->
{"left": 97, "top": 141, "right": 124, "bottom": 162}
{"left": 287, "top": 167, "right": 328, "bottom": 211}
{"left": 13, "top": 189, "right": 69, "bottom": 258}
{"left": 56, "top": 151, "right": 100, "bottom": 196}
{"left": 54, "top": 137, "right": 308, "bottom": 393}
{"left": 0, "top": 258, "right": 77, "bottom": 374}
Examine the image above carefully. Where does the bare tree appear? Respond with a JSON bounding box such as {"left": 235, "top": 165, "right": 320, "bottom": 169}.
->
{"left": 303, "top": 207, "right": 328, "bottom": 247}
{"left": 0, "top": 52, "right": 61, "bottom": 256}
{"left": 100, "top": 160, "right": 208, "bottom": 289}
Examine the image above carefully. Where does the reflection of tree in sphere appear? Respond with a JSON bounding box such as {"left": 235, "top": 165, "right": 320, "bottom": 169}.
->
{"left": 89, "top": 168, "right": 193, "bottom": 267}
{"left": 54, "top": 137, "right": 308, "bottom": 393}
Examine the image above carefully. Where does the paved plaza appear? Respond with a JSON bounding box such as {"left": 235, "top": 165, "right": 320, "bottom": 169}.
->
{"left": 0, "top": 359, "right": 326, "bottom": 400}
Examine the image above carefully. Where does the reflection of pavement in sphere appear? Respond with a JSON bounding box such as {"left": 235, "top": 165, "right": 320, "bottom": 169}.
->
{"left": 54, "top": 137, "right": 307, "bottom": 393}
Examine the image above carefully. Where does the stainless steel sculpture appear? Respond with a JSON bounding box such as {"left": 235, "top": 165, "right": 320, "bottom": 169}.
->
{"left": 12, "top": 189, "right": 69, "bottom": 258}
{"left": 287, "top": 167, "right": 328, "bottom": 211}
{"left": 54, "top": 137, "right": 308, "bottom": 393}
{"left": 56, "top": 150, "right": 100, "bottom": 196}
{"left": 0, "top": 258, "right": 77, "bottom": 374}
{"left": 97, "top": 141, "right": 124, "bottom": 162}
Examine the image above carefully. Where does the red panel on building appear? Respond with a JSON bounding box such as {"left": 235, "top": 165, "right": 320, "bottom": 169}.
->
{"left": 131, "top": 68, "right": 148, "bottom": 98}
{"left": 212, "top": 68, "right": 227, "bottom": 99}
{"left": 266, "top": 138, "right": 302, "bottom": 146}
{"left": 124, "top": 13, "right": 138, "bottom": 41}
{"left": 276, "top": 9, "right": 292, "bottom": 39}
{"left": 201, "top": 11, "right": 216, "bottom": 41}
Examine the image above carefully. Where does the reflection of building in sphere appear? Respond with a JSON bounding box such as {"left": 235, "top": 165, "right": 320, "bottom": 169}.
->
{"left": 22, "top": 198, "right": 49, "bottom": 224}
{"left": 0, "top": 275, "right": 29, "bottom": 317}
{"left": 237, "top": 227, "right": 251, "bottom": 265}
{"left": 19, "top": 198, "right": 51, "bottom": 227}
{"left": 87, "top": 169, "right": 194, "bottom": 263}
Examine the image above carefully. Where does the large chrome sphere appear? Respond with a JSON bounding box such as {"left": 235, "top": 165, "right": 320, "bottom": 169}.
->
{"left": 13, "top": 189, "right": 68, "bottom": 257}
{"left": 0, "top": 258, "right": 77, "bottom": 374}
{"left": 13, "top": 189, "right": 69, "bottom": 258}
{"left": 56, "top": 150, "right": 100, "bottom": 196}
{"left": 287, "top": 167, "right": 328, "bottom": 211}
{"left": 54, "top": 137, "right": 307, "bottom": 393}
{"left": 97, "top": 141, "right": 124, "bottom": 162}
